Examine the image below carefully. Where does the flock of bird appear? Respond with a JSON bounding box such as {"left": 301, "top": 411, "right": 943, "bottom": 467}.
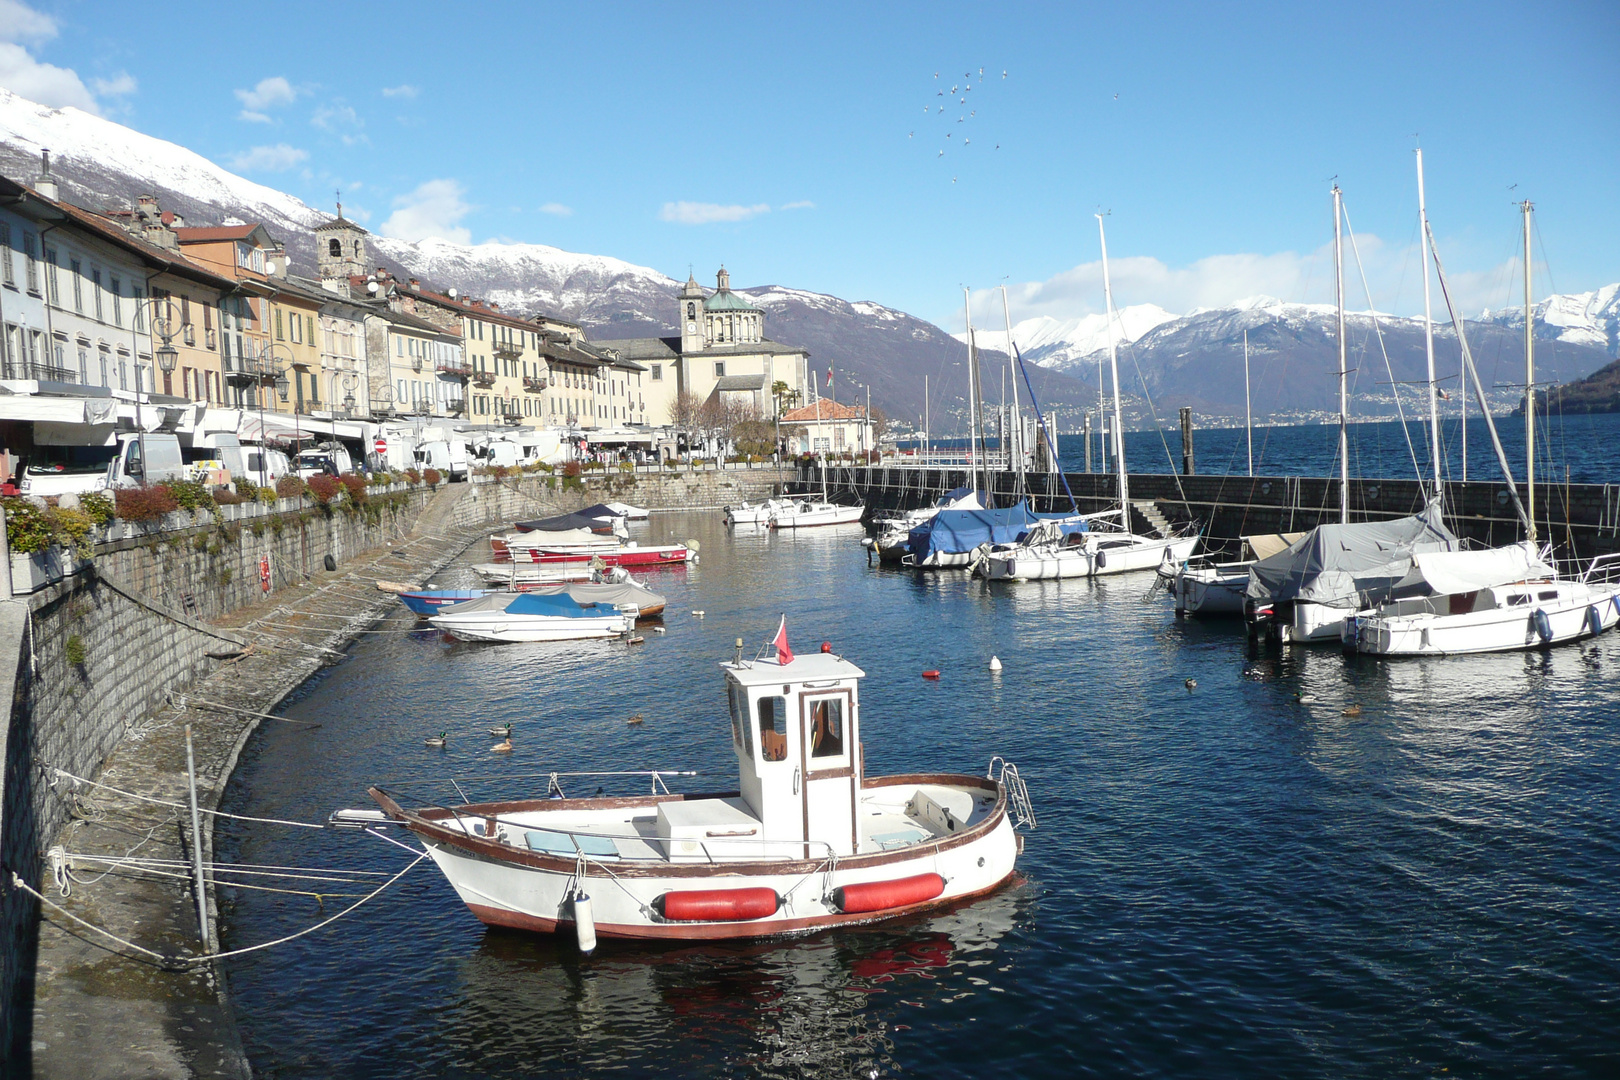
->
{"left": 913, "top": 66, "right": 1007, "bottom": 182}
{"left": 422, "top": 716, "right": 646, "bottom": 754}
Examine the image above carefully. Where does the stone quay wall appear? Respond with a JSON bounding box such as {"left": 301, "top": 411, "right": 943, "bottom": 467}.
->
{"left": 1, "top": 463, "right": 792, "bottom": 1070}
{"left": 812, "top": 465, "right": 1620, "bottom": 563}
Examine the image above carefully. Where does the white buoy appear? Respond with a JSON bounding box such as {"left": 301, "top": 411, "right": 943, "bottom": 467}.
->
{"left": 573, "top": 889, "right": 597, "bottom": 955}
{"left": 989, "top": 655, "right": 1003, "bottom": 672}
{"left": 653, "top": 626, "right": 666, "bottom": 634}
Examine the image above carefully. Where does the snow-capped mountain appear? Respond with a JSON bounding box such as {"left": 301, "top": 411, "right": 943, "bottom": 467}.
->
{"left": 955, "top": 304, "right": 1177, "bottom": 370}
{"left": 1479, "top": 283, "right": 1620, "bottom": 358}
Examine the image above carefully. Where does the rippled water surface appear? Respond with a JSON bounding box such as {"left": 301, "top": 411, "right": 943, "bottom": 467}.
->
{"left": 218, "top": 510, "right": 1620, "bottom": 1078}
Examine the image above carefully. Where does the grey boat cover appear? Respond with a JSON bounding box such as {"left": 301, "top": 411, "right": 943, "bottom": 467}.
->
{"left": 437, "top": 581, "right": 663, "bottom": 615}
{"left": 1246, "top": 500, "right": 1459, "bottom": 609}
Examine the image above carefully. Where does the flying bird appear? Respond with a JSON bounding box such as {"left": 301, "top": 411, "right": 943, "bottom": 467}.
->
{"left": 1002, "top": 70, "right": 1007, "bottom": 78}
{"left": 1113, "top": 92, "right": 1119, "bottom": 99}
{"left": 938, "top": 149, "right": 944, "bottom": 156}
{"left": 909, "top": 131, "right": 914, "bottom": 138}
{"left": 934, "top": 71, "right": 939, "bottom": 78}
{"left": 938, "top": 105, "right": 944, "bottom": 112}
{"left": 963, "top": 138, "right": 970, "bottom": 145}
{"left": 958, "top": 116, "right": 964, "bottom": 122}
{"left": 995, "top": 144, "right": 1000, "bottom": 149}
{"left": 979, "top": 67, "right": 984, "bottom": 75}
{"left": 951, "top": 85, "right": 958, "bottom": 93}
{"left": 952, "top": 176, "right": 957, "bottom": 183}
{"left": 970, "top": 110, "right": 976, "bottom": 117}
{"left": 960, "top": 97, "right": 966, "bottom": 104}
{"left": 937, "top": 90, "right": 944, "bottom": 96}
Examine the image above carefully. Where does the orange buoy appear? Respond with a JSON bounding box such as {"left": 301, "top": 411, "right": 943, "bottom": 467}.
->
{"left": 832, "top": 873, "right": 946, "bottom": 914}
{"left": 922, "top": 669, "right": 941, "bottom": 680}
{"left": 657, "top": 887, "right": 781, "bottom": 922}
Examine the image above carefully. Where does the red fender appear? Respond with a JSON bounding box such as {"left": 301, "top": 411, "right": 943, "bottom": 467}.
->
{"left": 832, "top": 873, "right": 946, "bottom": 914}
{"left": 658, "top": 887, "right": 781, "bottom": 922}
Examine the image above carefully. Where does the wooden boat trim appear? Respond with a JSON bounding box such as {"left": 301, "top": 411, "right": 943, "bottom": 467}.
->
{"left": 369, "top": 772, "right": 1005, "bottom": 879}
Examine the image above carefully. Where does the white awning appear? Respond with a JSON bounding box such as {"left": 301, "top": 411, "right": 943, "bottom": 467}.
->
{"left": 1410, "top": 542, "right": 1554, "bottom": 595}
{"left": 0, "top": 396, "right": 104, "bottom": 424}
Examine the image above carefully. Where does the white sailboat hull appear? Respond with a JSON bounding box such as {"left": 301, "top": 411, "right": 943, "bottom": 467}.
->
{"left": 1174, "top": 563, "right": 1251, "bottom": 615}
{"left": 768, "top": 503, "right": 865, "bottom": 528}
{"left": 1347, "top": 585, "right": 1620, "bottom": 656}
{"left": 429, "top": 610, "right": 632, "bottom": 642}
{"left": 980, "top": 534, "right": 1198, "bottom": 581}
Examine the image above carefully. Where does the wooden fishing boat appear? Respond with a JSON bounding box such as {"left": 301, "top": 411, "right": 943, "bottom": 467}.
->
{"left": 361, "top": 633, "right": 1035, "bottom": 947}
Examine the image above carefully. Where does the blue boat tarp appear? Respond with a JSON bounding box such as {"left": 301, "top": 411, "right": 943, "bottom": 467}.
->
{"left": 907, "top": 503, "right": 1085, "bottom": 563}
{"left": 504, "top": 593, "right": 604, "bottom": 618}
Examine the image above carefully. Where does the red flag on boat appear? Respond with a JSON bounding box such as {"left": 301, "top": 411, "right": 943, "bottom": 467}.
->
{"left": 773, "top": 615, "right": 794, "bottom": 665}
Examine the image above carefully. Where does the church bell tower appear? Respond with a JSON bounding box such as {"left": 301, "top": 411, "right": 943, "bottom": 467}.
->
{"left": 317, "top": 204, "right": 369, "bottom": 287}
{"left": 679, "top": 270, "right": 706, "bottom": 354}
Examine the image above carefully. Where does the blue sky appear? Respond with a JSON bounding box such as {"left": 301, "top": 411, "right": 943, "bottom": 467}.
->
{"left": 4, "top": 0, "right": 1616, "bottom": 329}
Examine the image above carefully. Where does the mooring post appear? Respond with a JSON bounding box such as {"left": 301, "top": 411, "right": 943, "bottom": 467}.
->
{"left": 185, "top": 725, "right": 211, "bottom": 953}
{"left": 1083, "top": 412, "right": 1093, "bottom": 473}
{"left": 1180, "top": 407, "right": 1195, "bottom": 476}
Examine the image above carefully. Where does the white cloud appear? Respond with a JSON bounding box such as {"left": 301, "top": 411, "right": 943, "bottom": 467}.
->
{"left": 660, "top": 201, "right": 770, "bottom": 225}
{"left": 89, "top": 72, "right": 137, "bottom": 98}
{"left": 0, "top": 0, "right": 57, "bottom": 45}
{"left": 0, "top": 41, "right": 99, "bottom": 113}
{"left": 312, "top": 102, "right": 366, "bottom": 144}
{"left": 538, "top": 202, "right": 573, "bottom": 217}
{"left": 235, "top": 75, "right": 297, "bottom": 121}
{"left": 226, "top": 143, "right": 309, "bottom": 173}
{"left": 380, "top": 84, "right": 418, "bottom": 98}
{"left": 381, "top": 179, "right": 471, "bottom": 244}
{"left": 780, "top": 200, "right": 815, "bottom": 211}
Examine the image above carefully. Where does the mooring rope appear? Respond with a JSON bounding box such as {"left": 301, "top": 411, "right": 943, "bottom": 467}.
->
{"left": 52, "top": 768, "right": 326, "bottom": 830}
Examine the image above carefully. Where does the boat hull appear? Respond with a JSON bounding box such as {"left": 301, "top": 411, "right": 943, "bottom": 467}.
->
{"left": 1173, "top": 564, "right": 1250, "bottom": 615}
{"left": 1348, "top": 588, "right": 1620, "bottom": 655}
{"left": 768, "top": 504, "right": 865, "bottom": 529}
{"left": 504, "top": 545, "right": 689, "bottom": 567}
{"left": 428, "top": 612, "right": 632, "bottom": 642}
{"left": 377, "top": 774, "right": 1019, "bottom": 943}
{"left": 981, "top": 534, "right": 1198, "bottom": 581}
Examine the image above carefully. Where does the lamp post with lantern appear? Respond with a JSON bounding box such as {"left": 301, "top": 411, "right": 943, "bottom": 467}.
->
{"left": 130, "top": 294, "right": 181, "bottom": 487}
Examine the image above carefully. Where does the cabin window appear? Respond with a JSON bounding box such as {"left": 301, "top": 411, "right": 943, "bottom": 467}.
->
{"left": 1537, "top": 590, "right": 1558, "bottom": 601}
{"left": 728, "top": 683, "right": 748, "bottom": 751}
{"left": 757, "top": 696, "right": 789, "bottom": 762}
{"left": 808, "top": 698, "right": 844, "bottom": 759}
{"left": 1507, "top": 594, "right": 1529, "bottom": 606}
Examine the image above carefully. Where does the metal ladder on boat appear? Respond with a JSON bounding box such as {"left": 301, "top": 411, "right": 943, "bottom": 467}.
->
{"left": 987, "top": 757, "right": 1037, "bottom": 829}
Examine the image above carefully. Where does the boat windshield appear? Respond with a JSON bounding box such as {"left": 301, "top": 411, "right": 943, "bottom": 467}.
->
{"left": 757, "top": 695, "right": 789, "bottom": 762}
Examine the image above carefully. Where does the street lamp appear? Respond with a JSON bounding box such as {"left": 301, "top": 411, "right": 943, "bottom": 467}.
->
{"left": 340, "top": 372, "right": 358, "bottom": 419}
{"left": 131, "top": 294, "right": 180, "bottom": 487}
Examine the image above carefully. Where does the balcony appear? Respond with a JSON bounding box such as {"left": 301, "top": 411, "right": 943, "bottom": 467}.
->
{"left": 522, "top": 375, "right": 547, "bottom": 393}
{"left": 501, "top": 405, "right": 524, "bottom": 424}
{"left": 223, "top": 355, "right": 276, "bottom": 385}
{"left": 445, "top": 398, "right": 466, "bottom": 417}
{"left": 493, "top": 339, "right": 522, "bottom": 361}
{"left": 3, "top": 362, "right": 77, "bottom": 383}
{"left": 472, "top": 370, "right": 496, "bottom": 389}
{"left": 436, "top": 360, "right": 472, "bottom": 379}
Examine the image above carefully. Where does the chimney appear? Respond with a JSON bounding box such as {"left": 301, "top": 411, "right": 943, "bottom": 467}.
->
{"left": 408, "top": 277, "right": 420, "bottom": 292}
{"left": 488, "top": 301, "right": 500, "bottom": 312}
{"left": 35, "top": 149, "right": 59, "bottom": 201}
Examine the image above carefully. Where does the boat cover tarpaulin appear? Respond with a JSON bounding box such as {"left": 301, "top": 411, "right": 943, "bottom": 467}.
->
{"left": 502, "top": 527, "right": 600, "bottom": 547}
{"left": 1402, "top": 541, "right": 1553, "bottom": 596}
{"left": 441, "top": 592, "right": 605, "bottom": 619}
{"left": 908, "top": 504, "right": 1050, "bottom": 563}
{"left": 576, "top": 504, "right": 627, "bottom": 521}
{"left": 438, "top": 582, "right": 661, "bottom": 615}
{"left": 514, "top": 513, "right": 614, "bottom": 533}
{"left": 1246, "top": 502, "right": 1459, "bottom": 608}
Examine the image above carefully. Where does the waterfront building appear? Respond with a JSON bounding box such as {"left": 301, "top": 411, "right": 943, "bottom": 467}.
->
{"left": 173, "top": 223, "right": 280, "bottom": 413}
{"left": 780, "top": 398, "right": 874, "bottom": 456}
{"left": 594, "top": 266, "right": 809, "bottom": 430}
{"left": 364, "top": 306, "right": 465, "bottom": 420}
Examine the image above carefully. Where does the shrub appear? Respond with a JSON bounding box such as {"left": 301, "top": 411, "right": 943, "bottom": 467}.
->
{"left": 339, "top": 473, "right": 368, "bottom": 505}
{"left": 491, "top": 464, "right": 510, "bottom": 480}
{"left": 275, "top": 476, "right": 308, "bottom": 499}
{"left": 160, "top": 478, "right": 215, "bottom": 512}
{"left": 532, "top": 462, "right": 555, "bottom": 473}
{"left": 65, "top": 635, "right": 86, "bottom": 666}
{"left": 663, "top": 459, "right": 680, "bottom": 470}
{"left": 404, "top": 468, "right": 422, "bottom": 485}
{"left": 255, "top": 486, "right": 276, "bottom": 505}
{"left": 114, "top": 485, "right": 180, "bottom": 523}
{"left": 46, "top": 507, "right": 95, "bottom": 558}
{"left": 307, "top": 474, "right": 343, "bottom": 505}
{"left": 580, "top": 461, "right": 603, "bottom": 472}
{"left": 423, "top": 467, "right": 442, "bottom": 487}
{"left": 561, "top": 461, "right": 582, "bottom": 478}
{"left": 234, "top": 478, "right": 258, "bottom": 500}
{"left": 214, "top": 486, "right": 245, "bottom": 505}
{"left": 1, "top": 498, "right": 52, "bottom": 553}
{"left": 80, "top": 491, "right": 114, "bottom": 527}
{"left": 369, "top": 471, "right": 393, "bottom": 487}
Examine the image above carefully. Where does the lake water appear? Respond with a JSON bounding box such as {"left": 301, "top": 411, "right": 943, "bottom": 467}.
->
{"left": 910, "top": 413, "right": 1620, "bottom": 486}
{"left": 217, "top": 511, "right": 1620, "bottom": 1078}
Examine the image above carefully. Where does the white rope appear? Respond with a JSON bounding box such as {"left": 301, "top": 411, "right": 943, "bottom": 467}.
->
{"left": 11, "top": 872, "right": 171, "bottom": 962}
{"left": 53, "top": 768, "right": 326, "bottom": 830}
{"left": 200, "top": 852, "right": 428, "bottom": 963}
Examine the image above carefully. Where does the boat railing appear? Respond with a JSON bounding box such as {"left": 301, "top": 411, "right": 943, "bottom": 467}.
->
{"left": 1579, "top": 552, "right": 1620, "bottom": 586}
{"left": 986, "top": 757, "right": 1036, "bottom": 830}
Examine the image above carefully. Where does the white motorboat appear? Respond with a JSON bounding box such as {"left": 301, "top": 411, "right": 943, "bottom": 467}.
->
{"left": 725, "top": 498, "right": 793, "bottom": 526}
{"left": 471, "top": 562, "right": 598, "bottom": 585}
{"left": 975, "top": 514, "right": 1198, "bottom": 581}
{"left": 867, "top": 487, "right": 983, "bottom": 563}
{"left": 357, "top": 635, "right": 1035, "bottom": 945}
{"left": 1170, "top": 533, "right": 1304, "bottom": 616}
{"left": 428, "top": 591, "right": 634, "bottom": 643}
{"left": 604, "top": 501, "right": 649, "bottom": 521}
{"left": 1345, "top": 544, "right": 1620, "bottom": 655}
{"left": 767, "top": 500, "right": 866, "bottom": 529}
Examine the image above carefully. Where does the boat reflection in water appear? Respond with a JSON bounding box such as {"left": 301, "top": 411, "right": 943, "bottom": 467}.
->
{"left": 436, "top": 883, "right": 1029, "bottom": 1075}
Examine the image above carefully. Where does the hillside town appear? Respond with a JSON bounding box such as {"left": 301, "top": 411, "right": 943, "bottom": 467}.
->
{"left": 0, "top": 154, "right": 878, "bottom": 497}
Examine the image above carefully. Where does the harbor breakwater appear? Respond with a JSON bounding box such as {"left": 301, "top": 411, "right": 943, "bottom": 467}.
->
{"left": 1, "top": 463, "right": 794, "bottom": 1079}
{"left": 810, "top": 465, "right": 1620, "bottom": 563}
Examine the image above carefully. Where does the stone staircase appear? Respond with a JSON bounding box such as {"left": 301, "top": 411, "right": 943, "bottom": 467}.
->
{"left": 1131, "top": 499, "right": 1174, "bottom": 538}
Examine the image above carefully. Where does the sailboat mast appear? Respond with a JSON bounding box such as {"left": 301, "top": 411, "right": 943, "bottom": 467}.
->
{"left": 923, "top": 374, "right": 929, "bottom": 455}
{"left": 1333, "top": 185, "right": 1349, "bottom": 525}
{"left": 963, "top": 288, "right": 987, "bottom": 501}
{"left": 1095, "top": 214, "right": 1129, "bottom": 513}
{"left": 1416, "top": 150, "right": 1442, "bottom": 501}
{"left": 1000, "top": 285, "right": 1026, "bottom": 491}
{"left": 1523, "top": 198, "right": 1536, "bottom": 545}
{"left": 1243, "top": 329, "right": 1253, "bottom": 477}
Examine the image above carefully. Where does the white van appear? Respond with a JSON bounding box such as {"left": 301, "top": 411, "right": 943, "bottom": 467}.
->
{"left": 106, "top": 433, "right": 187, "bottom": 490}
{"left": 189, "top": 433, "right": 248, "bottom": 480}
{"left": 242, "top": 446, "right": 293, "bottom": 487}
{"left": 413, "top": 439, "right": 469, "bottom": 481}
{"left": 296, "top": 446, "right": 354, "bottom": 479}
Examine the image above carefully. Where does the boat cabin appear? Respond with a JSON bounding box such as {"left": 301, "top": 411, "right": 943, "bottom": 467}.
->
{"left": 722, "top": 651, "right": 865, "bottom": 859}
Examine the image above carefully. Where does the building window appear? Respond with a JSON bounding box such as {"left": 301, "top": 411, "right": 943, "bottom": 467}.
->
{"left": 77, "top": 348, "right": 87, "bottom": 382}
{"left": 649, "top": 364, "right": 662, "bottom": 382}
{"left": 275, "top": 309, "right": 284, "bottom": 340}
{"left": 713, "top": 362, "right": 725, "bottom": 378}
{"left": 328, "top": 238, "right": 342, "bottom": 257}
{"left": 0, "top": 222, "right": 11, "bottom": 285}
{"left": 43, "top": 247, "right": 58, "bottom": 304}
{"left": 91, "top": 268, "right": 103, "bottom": 321}
{"left": 110, "top": 277, "right": 122, "bottom": 326}
{"left": 70, "top": 259, "right": 82, "bottom": 311}
{"left": 22, "top": 232, "right": 39, "bottom": 293}
{"left": 132, "top": 287, "right": 145, "bottom": 331}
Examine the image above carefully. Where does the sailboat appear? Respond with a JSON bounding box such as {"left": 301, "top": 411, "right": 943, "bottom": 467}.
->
{"left": 974, "top": 216, "right": 1198, "bottom": 581}
{"left": 1345, "top": 195, "right": 1620, "bottom": 654}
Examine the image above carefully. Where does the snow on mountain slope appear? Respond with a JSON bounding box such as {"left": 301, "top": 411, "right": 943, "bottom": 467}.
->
{"left": 0, "top": 87, "right": 321, "bottom": 231}
{"left": 955, "top": 304, "right": 1177, "bottom": 368}
{"left": 1479, "top": 283, "right": 1620, "bottom": 357}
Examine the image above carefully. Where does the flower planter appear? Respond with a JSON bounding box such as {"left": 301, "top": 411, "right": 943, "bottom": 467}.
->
{"left": 9, "top": 547, "right": 84, "bottom": 594}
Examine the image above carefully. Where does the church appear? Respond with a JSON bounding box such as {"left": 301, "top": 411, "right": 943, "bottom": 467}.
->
{"left": 595, "top": 267, "right": 809, "bottom": 427}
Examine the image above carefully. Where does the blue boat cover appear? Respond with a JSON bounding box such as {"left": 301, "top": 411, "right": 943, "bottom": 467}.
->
{"left": 504, "top": 592, "right": 602, "bottom": 618}
{"left": 907, "top": 503, "right": 1084, "bottom": 563}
